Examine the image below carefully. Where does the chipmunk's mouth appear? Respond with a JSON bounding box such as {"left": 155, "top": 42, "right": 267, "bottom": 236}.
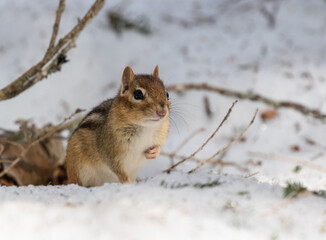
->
{"left": 147, "top": 109, "right": 168, "bottom": 122}
{"left": 149, "top": 117, "right": 162, "bottom": 122}
{"left": 148, "top": 115, "right": 167, "bottom": 122}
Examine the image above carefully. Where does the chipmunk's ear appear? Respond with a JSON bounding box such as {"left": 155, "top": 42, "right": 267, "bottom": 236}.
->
{"left": 153, "top": 65, "right": 159, "bottom": 78}
{"left": 120, "top": 66, "right": 134, "bottom": 95}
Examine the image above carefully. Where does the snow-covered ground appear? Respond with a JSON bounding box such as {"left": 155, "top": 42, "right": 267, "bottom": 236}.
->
{"left": 1, "top": 0, "right": 326, "bottom": 239}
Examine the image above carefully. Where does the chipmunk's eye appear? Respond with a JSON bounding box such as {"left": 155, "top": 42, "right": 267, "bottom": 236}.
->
{"left": 166, "top": 92, "right": 169, "bottom": 100}
{"left": 133, "top": 90, "right": 144, "bottom": 100}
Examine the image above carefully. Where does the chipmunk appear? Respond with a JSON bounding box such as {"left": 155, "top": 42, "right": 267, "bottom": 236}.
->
{"left": 66, "top": 66, "right": 170, "bottom": 187}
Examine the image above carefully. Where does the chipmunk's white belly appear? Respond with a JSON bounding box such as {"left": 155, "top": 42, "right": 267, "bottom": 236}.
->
{"left": 80, "top": 162, "right": 119, "bottom": 186}
{"left": 123, "top": 126, "right": 159, "bottom": 180}
{"left": 79, "top": 123, "right": 164, "bottom": 186}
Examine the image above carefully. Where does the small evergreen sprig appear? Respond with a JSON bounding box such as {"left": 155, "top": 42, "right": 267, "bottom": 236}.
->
{"left": 160, "top": 179, "right": 222, "bottom": 189}
{"left": 283, "top": 181, "right": 307, "bottom": 198}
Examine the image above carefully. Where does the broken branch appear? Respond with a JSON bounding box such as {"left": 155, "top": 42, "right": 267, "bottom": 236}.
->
{"left": 188, "top": 109, "right": 258, "bottom": 173}
{"left": 167, "top": 83, "right": 326, "bottom": 121}
{"left": 250, "top": 152, "right": 326, "bottom": 174}
{"left": 164, "top": 100, "right": 238, "bottom": 174}
{"left": 0, "top": 0, "right": 106, "bottom": 101}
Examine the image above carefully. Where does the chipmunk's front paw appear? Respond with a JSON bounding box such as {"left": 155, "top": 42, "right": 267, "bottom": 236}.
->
{"left": 121, "top": 178, "right": 132, "bottom": 184}
{"left": 144, "top": 145, "right": 160, "bottom": 159}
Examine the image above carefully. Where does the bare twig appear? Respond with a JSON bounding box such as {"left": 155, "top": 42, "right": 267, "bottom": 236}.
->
{"left": 164, "top": 100, "right": 238, "bottom": 174}
{"left": 166, "top": 128, "right": 205, "bottom": 165}
{"left": 53, "top": 115, "right": 84, "bottom": 133}
{"left": 160, "top": 152, "right": 202, "bottom": 163}
{"left": 0, "top": 0, "right": 106, "bottom": 101}
{"left": 203, "top": 96, "right": 213, "bottom": 118}
{"left": 167, "top": 83, "right": 326, "bottom": 121}
{"left": 0, "top": 144, "right": 4, "bottom": 157}
{"left": 266, "top": 191, "right": 310, "bottom": 216}
{"left": 44, "top": 0, "right": 65, "bottom": 58}
{"left": 250, "top": 152, "right": 326, "bottom": 173}
{"left": 161, "top": 152, "right": 246, "bottom": 171}
{"left": 212, "top": 150, "right": 227, "bottom": 164}
{"left": 188, "top": 109, "right": 258, "bottom": 173}
{"left": 244, "top": 171, "right": 259, "bottom": 178}
{"left": 0, "top": 110, "right": 83, "bottom": 178}
{"left": 164, "top": 128, "right": 205, "bottom": 167}
{"left": 173, "top": 128, "right": 205, "bottom": 155}
{"left": 211, "top": 159, "right": 247, "bottom": 171}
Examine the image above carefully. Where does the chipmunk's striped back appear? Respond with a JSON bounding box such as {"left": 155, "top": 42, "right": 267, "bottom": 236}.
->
{"left": 74, "top": 99, "right": 113, "bottom": 132}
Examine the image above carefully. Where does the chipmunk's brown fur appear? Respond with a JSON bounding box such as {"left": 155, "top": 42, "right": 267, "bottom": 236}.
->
{"left": 66, "top": 66, "right": 170, "bottom": 187}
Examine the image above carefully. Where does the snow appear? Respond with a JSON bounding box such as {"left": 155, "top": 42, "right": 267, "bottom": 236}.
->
{"left": 0, "top": 172, "right": 323, "bottom": 240}
{"left": 1, "top": 0, "right": 326, "bottom": 239}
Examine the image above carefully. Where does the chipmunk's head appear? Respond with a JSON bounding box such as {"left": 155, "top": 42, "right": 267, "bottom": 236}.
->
{"left": 118, "top": 65, "right": 170, "bottom": 126}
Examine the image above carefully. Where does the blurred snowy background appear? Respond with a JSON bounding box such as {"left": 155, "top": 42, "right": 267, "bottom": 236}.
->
{"left": 1, "top": 0, "right": 326, "bottom": 239}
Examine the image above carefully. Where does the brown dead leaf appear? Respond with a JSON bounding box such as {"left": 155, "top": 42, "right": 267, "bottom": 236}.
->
{"left": 261, "top": 109, "right": 277, "bottom": 121}
{"left": 290, "top": 145, "right": 300, "bottom": 152}
{"left": 305, "top": 138, "right": 316, "bottom": 146}
{"left": 0, "top": 123, "right": 65, "bottom": 186}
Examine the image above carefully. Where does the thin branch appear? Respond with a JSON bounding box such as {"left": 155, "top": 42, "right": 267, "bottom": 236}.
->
{"left": 43, "top": 0, "right": 65, "bottom": 58}
{"left": 0, "top": 144, "right": 4, "bottom": 158}
{"left": 244, "top": 171, "right": 259, "bottom": 178}
{"left": 188, "top": 109, "right": 258, "bottom": 174}
{"left": 250, "top": 152, "right": 326, "bottom": 173}
{"left": 0, "top": 0, "right": 106, "bottom": 101}
{"left": 163, "top": 128, "right": 205, "bottom": 167}
{"left": 160, "top": 152, "right": 202, "bottom": 163}
{"left": 167, "top": 83, "right": 326, "bottom": 121}
{"left": 265, "top": 191, "right": 310, "bottom": 216}
{"left": 161, "top": 152, "right": 246, "bottom": 171}
{"left": 211, "top": 158, "right": 247, "bottom": 171}
{"left": 164, "top": 100, "right": 238, "bottom": 174}
{"left": 167, "top": 127, "right": 205, "bottom": 163}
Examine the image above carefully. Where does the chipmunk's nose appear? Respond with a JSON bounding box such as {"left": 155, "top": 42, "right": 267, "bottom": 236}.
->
{"left": 156, "top": 109, "right": 166, "bottom": 118}
{"left": 156, "top": 103, "right": 167, "bottom": 118}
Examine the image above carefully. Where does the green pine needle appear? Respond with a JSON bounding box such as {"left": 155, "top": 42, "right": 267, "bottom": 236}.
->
{"left": 283, "top": 181, "right": 307, "bottom": 198}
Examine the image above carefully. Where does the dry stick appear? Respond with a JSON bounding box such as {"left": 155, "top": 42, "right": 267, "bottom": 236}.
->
{"left": 164, "top": 128, "right": 205, "bottom": 167}
{"left": 167, "top": 127, "right": 205, "bottom": 161}
{"left": 0, "top": 0, "right": 66, "bottom": 100}
{"left": 164, "top": 100, "right": 238, "bottom": 174}
{"left": 188, "top": 109, "right": 258, "bottom": 174}
{"left": 43, "top": 0, "right": 65, "bottom": 59}
{"left": 0, "top": 0, "right": 106, "bottom": 101}
{"left": 0, "top": 144, "right": 4, "bottom": 160}
{"left": 212, "top": 151, "right": 227, "bottom": 164}
{"left": 250, "top": 152, "right": 326, "bottom": 173}
{"left": 36, "top": 113, "right": 84, "bottom": 139}
{"left": 160, "top": 152, "right": 202, "bottom": 163}
{"left": 212, "top": 159, "right": 247, "bottom": 172}
{"left": 161, "top": 152, "right": 245, "bottom": 170}
{"left": 53, "top": 114, "right": 84, "bottom": 133}
{"left": 0, "top": 110, "right": 83, "bottom": 178}
{"left": 29, "top": 37, "right": 77, "bottom": 89}
{"left": 266, "top": 191, "right": 310, "bottom": 216}
{"left": 167, "top": 83, "right": 326, "bottom": 121}
{"left": 244, "top": 171, "right": 259, "bottom": 178}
